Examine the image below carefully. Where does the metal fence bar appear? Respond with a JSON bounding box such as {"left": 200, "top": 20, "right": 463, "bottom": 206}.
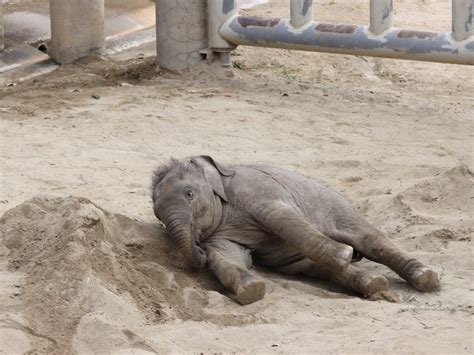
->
{"left": 219, "top": 16, "right": 474, "bottom": 65}
{"left": 207, "top": 0, "right": 238, "bottom": 65}
{"left": 209, "top": 0, "right": 238, "bottom": 49}
{"left": 369, "top": 0, "right": 393, "bottom": 35}
{"left": 201, "top": 0, "right": 474, "bottom": 66}
{"left": 452, "top": 0, "right": 473, "bottom": 41}
{"left": 290, "top": 0, "right": 313, "bottom": 28}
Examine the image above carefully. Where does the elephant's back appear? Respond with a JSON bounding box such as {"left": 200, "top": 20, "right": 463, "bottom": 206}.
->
{"left": 240, "top": 165, "right": 360, "bottom": 234}
{"left": 242, "top": 164, "right": 333, "bottom": 203}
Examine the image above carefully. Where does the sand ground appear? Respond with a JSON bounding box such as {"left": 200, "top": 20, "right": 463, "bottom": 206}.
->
{"left": 0, "top": 0, "right": 473, "bottom": 353}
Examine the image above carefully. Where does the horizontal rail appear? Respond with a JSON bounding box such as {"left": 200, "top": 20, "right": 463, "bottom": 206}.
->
{"left": 220, "top": 15, "right": 474, "bottom": 65}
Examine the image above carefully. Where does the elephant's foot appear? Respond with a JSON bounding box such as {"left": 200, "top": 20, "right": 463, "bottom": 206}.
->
{"left": 410, "top": 267, "right": 439, "bottom": 292}
{"left": 362, "top": 275, "right": 389, "bottom": 297}
{"left": 330, "top": 244, "right": 353, "bottom": 274}
{"left": 236, "top": 279, "right": 266, "bottom": 305}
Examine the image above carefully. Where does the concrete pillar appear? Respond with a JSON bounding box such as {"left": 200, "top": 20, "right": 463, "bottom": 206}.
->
{"left": 156, "top": 0, "right": 208, "bottom": 71}
{"left": 50, "top": 0, "right": 105, "bottom": 64}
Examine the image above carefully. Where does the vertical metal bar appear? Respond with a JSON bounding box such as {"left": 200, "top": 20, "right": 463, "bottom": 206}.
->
{"left": 369, "top": 0, "right": 393, "bottom": 35}
{"left": 0, "top": 0, "right": 4, "bottom": 52}
{"left": 290, "top": 0, "right": 313, "bottom": 28}
{"left": 452, "top": 0, "right": 473, "bottom": 41}
{"left": 208, "top": 0, "right": 238, "bottom": 49}
{"left": 208, "top": 0, "right": 238, "bottom": 66}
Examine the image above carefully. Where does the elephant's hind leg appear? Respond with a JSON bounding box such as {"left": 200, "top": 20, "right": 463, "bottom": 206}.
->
{"left": 206, "top": 240, "right": 265, "bottom": 305}
{"left": 329, "top": 265, "right": 389, "bottom": 297}
{"left": 333, "top": 227, "right": 439, "bottom": 292}
{"left": 277, "top": 258, "right": 389, "bottom": 297}
{"left": 253, "top": 201, "right": 353, "bottom": 274}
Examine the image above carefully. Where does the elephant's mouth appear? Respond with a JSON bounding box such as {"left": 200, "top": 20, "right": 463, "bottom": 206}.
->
{"left": 192, "top": 240, "right": 207, "bottom": 267}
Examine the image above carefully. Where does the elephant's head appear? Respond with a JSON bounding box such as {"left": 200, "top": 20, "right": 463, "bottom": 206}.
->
{"left": 151, "top": 155, "right": 234, "bottom": 269}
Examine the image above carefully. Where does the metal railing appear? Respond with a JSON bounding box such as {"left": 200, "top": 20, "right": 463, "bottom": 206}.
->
{"left": 208, "top": 0, "right": 474, "bottom": 65}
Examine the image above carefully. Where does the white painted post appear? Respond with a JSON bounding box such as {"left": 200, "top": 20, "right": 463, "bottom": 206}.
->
{"left": 208, "top": 0, "right": 238, "bottom": 49}
{"left": 452, "top": 0, "right": 473, "bottom": 41}
{"left": 208, "top": 0, "right": 238, "bottom": 66}
{"left": 369, "top": 0, "right": 393, "bottom": 35}
{"left": 290, "top": 0, "right": 313, "bottom": 28}
{"left": 156, "top": 0, "right": 208, "bottom": 71}
{"left": 50, "top": 0, "right": 105, "bottom": 64}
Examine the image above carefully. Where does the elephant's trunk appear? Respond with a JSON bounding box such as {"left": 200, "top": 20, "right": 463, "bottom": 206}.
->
{"left": 163, "top": 209, "right": 207, "bottom": 269}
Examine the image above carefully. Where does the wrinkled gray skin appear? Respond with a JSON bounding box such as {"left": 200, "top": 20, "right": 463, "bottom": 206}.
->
{"left": 151, "top": 156, "right": 440, "bottom": 305}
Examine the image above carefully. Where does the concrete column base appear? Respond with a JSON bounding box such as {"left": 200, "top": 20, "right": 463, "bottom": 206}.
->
{"left": 156, "top": 0, "right": 208, "bottom": 71}
{"left": 50, "top": 0, "right": 105, "bottom": 64}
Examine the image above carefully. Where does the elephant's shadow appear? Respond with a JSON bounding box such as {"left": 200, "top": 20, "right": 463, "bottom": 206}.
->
{"left": 245, "top": 261, "right": 407, "bottom": 303}
{"left": 146, "top": 226, "right": 407, "bottom": 304}
{"left": 140, "top": 224, "right": 407, "bottom": 306}
{"left": 137, "top": 226, "right": 347, "bottom": 302}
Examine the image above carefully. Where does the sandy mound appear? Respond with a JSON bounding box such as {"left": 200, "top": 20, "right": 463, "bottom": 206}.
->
{"left": 0, "top": 195, "right": 259, "bottom": 353}
{"left": 399, "top": 164, "right": 473, "bottom": 219}
{"left": 361, "top": 164, "right": 474, "bottom": 250}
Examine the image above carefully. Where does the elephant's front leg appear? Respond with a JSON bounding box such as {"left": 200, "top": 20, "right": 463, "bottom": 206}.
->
{"left": 253, "top": 201, "right": 353, "bottom": 274}
{"left": 206, "top": 240, "right": 266, "bottom": 305}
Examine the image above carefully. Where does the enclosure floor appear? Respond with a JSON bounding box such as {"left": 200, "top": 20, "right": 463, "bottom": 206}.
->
{"left": 0, "top": 0, "right": 473, "bottom": 353}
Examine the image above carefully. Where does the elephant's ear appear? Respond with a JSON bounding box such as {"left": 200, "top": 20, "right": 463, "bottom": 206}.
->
{"left": 191, "top": 156, "right": 235, "bottom": 202}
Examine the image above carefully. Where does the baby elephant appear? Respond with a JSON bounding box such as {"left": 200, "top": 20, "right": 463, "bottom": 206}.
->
{"left": 151, "top": 156, "right": 439, "bottom": 305}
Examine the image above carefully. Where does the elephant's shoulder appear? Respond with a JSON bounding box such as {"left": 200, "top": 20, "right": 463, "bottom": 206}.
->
{"left": 227, "top": 166, "right": 290, "bottom": 200}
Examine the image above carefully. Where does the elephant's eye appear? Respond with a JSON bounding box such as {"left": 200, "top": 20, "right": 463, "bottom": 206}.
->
{"left": 185, "top": 190, "right": 195, "bottom": 200}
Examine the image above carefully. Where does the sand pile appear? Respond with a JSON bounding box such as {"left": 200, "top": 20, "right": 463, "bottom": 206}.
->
{"left": 0, "top": 195, "right": 237, "bottom": 353}
{"left": 398, "top": 164, "right": 473, "bottom": 219}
